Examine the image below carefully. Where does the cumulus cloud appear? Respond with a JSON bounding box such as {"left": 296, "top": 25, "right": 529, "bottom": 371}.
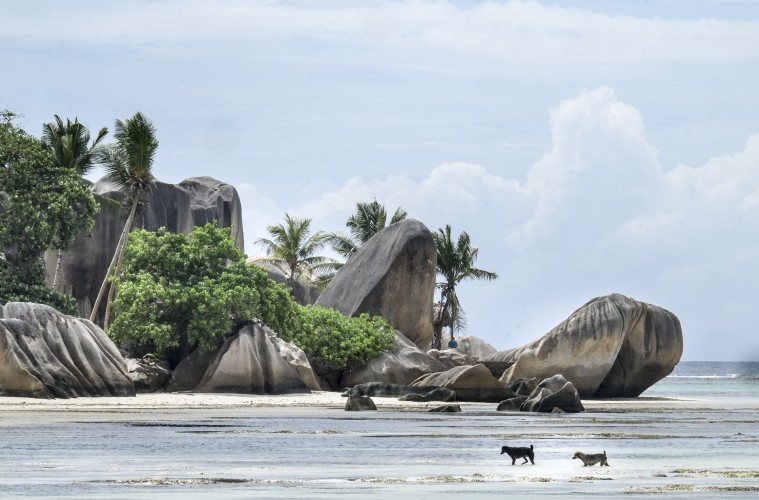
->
{"left": 234, "top": 86, "right": 759, "bottom": 359}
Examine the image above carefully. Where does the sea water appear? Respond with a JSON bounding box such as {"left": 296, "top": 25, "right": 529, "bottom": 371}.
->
{"left": 0, "top": 361, "right": 758, "bottom": 499}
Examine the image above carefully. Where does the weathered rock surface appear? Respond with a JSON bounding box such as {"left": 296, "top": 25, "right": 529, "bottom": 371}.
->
{"left": 0, "top": 302, "right": 135, "bottom": 398}
{"left": 270, "top": 335, "right": 321, "bottom": 391}
{"left": 427, "top": 348, "right": 475, "bottom": 370}
{"left": 345, "top": 394, "right": 377, "bottom": 411}
{"left": 398, "top": 388, "right": 456, "bottom": 402}
{"left": 45, "top": 176, "right": 244, "bottom": 321}
{"left": 410, "top": 363, "right": 517, "bottom": 402}
{"left": 485, "top": 294, "right": 683, "bottom": 398}
{"left": 454, "top": 336, "right": 498, "bottom": 360}
{"left": 315, "top": 219, "right": 437, "bottom": 349}
{"left": 429, "top": 404, "right": 461, "bottom": 412}
{"left": 508, "top": 377, "right": 541, "bottom": 397}
{"left": 246, "top": 257, "right": 321, "bottom": 306}
{"left": 126, "top": 357, "right": 172, "bottom": 393}
{"left": 164, "top": 348, "right": 217, "bottom": 392}
{"left": 342, "top": 332, "right": 446, "bottom": 388}
{"left": 496, "top": 396, "right": 529, "bottom": 411}
{"left": 194, "top": 322, "right": 313, "bottom": 394}
{"left": 344, "top": 382, "right": 455, "bottom": 402}
{"left": 521, "top": 375, "right": 584, "bottom": 413}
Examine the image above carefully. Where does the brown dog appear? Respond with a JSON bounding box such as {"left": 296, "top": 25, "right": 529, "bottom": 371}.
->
{"left": 573, "top": 451, "right": 610, "bottom": 466}
{"left": 501, "top": 445, "right": 535, "bottom": 465}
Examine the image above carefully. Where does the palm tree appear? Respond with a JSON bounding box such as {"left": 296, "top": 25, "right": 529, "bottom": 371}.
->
{"left": 255, "top": 213, "right": 332, "bottom": 280}
{"left": 432, "top": 225, "right": 497, "bottom": 350}
{"left": 321, "top": 200, "right": 407, "bottom": 285}
{"left": 41, "top": 115, "right": 108, "bottom": 288}
{"left": 90, "top": 112, "right": 158, "bottom": 328}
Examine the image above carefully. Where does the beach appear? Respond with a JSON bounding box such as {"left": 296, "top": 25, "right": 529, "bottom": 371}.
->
{"left": 2, "top": 373, "right": 759, "bottom": 499}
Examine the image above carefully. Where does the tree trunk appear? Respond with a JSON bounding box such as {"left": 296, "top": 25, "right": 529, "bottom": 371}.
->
{"left": 52, "top": 249, "right": 63, "bottom": 289}
{"left": 103, "top": 221, "right": 132, "bottom": 330}
{"left": 432, "top": 291, "right": 452, "bottom": 350}
{"left": 89, "top": 199, "right": 138, "bottom": 325}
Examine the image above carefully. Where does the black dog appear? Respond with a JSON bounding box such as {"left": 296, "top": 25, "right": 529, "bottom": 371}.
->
{"left": 501, "top": 445, "right": 535, "bottom": 465}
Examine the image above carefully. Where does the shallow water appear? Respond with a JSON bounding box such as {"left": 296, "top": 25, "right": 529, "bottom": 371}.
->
{"left": 1, "top": 361, "right": 758, "bottom": 499}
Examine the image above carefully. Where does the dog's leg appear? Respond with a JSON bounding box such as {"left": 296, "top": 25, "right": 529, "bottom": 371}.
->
{"left": 522, "top": 457, "right": 529, "bottom": 465}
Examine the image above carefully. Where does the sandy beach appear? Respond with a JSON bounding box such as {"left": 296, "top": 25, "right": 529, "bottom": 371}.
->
{"left": 2, "top": 389, "right": 757, "bottom": 421}
{"left": 2, "top": 389, "right": 758, "bottom": 498}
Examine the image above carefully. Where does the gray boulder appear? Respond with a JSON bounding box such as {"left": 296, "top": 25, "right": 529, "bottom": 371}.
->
{"left": 398, "top": 388, "right": 456, "bottom": 402}
{"left": 508, "top": 377, "right": 541, "bottom": 396}
{"left": 345, "top": 394, "right": 377, "bottom": 411}
{"left": 342, "top": 331, "right": 446, "bottom": 388}
{"left": 411, "top": 363, "right": 517, "bottom": 402}
{"left": 315, "top": 219, "right": 437, "bottom": 349}
{"left": 45, "top": 176, "right": 244, "bottom": 322}
{"left": 126, "top": 357, "right": 172, "bottom": 393}
{"left": 496, "top": 396, "right": 529, "bottom": 411}
{"left": 427, "top": 348, "right": 475, "bottom": 370}
{"left": 0, "top": 302, "right": 135, "bottom": 398}
{"left": 486, "top": 294, "right": 683, "bottom": 398}
{"left": 344, "top": 382, "right": 455, "bottom": 402}
{"left": 164, "top": 348, "right": 217, "bottom": 392}
{"left": 454, "top": 336, "right": 498, "bottom": 361}
{"left": 521, "top": 374, "right": 584, "bottom": 413}
{"left": 429, "top": 404, "right": 461, "bottom": 413}
{"left": 194, "top": 322, "right": 313, "bottom": 394}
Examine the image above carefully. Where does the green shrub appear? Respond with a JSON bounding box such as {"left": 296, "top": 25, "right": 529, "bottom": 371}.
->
{"left": 109, "top": 222, "right": 297, "bottom": 363}
{"left": 290, "top": 305, "right": 396, "bottom": 374}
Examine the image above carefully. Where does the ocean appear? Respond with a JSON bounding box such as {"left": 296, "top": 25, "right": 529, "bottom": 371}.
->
{"left": 0, "top": 361, "right": 757, "bottom": 499}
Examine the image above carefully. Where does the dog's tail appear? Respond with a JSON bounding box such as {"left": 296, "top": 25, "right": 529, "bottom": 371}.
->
{"left": 603, "top": 451, "right": 606, "bottom": 455}
{"left": 530, "top": 445, "right": 533, "bottom": 450}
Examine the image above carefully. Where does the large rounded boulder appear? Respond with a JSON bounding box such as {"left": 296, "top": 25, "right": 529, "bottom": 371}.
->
{"left": 486, "top": 293, "right": 683, "bottom": 398}
{"left": 193, "top": 322, "right": 315, "bottom": 395}
{"left": 45, "top": 176, "right": 244, "bottom": 322}
{"left": 315, "top": 219, "right": 436, "bottom": 349}
{"left": 411, "top": 363, "right": 517, "bottom": 402}
{"left": 0, "top": 302, "right": 135, "bottom": 398}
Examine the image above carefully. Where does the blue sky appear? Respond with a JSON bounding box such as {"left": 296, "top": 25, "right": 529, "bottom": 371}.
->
{"left": 3, "top": 0, "right": 759, "bottom": 360}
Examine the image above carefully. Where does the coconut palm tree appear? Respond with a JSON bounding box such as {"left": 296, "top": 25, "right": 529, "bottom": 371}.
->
{"left": 432, "top": 225, "right": 497, "bottom": 350}
{"left": 255, "top": 213, "right": 332, "bottom": 280}
{"left": 320, "top": 200, "right": 407, "bottom": 286}
{"left": 90, "top": 112, "right": 158, "bottom": 327}
{"left": 41, "top": 115, "right": 108, "bottom": 288}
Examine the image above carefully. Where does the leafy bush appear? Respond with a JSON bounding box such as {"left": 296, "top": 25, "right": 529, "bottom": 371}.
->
{"left": 109, "top": 222, "right": 394, "bottom": 373}
{"left": 109, "top": 222, "right": 297, "bottom": 363}
{"left": 0, "top": 264, "right": 78, "bottom": 315}
{"left": 289, "top": 305, "right": 396, "bottom": 374}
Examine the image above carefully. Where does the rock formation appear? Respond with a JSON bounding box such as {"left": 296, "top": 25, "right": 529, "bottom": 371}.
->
{"left": 341, "top": 331, "right": 446, "bottom": 388}
{"left": 315, "top": 218, "right": 437, "bottom": 349}
{"left": 410, "top": 363, "right": 517, "bottom": 402}
{"left": 45, "top": 176, "right": 244, "bottom": 321}
{"left": 344, "top": 382, "right": 456, "bottom": 402}
{"left": 0, "top": 302, "right": 135, "bottom": 398}
{"left": 485, "top": 293, "right": 683, "bottom": 398}
{"left": 168, "top": 322, "right": 317, "bottom": 395}
{"left": 427, "top": 348, "right": 475, "bottom": 370}
{"left": 453, "top": 336, "right": 497, "bottom": 360}
{"left": 345, "top": 394, "right": 377, "bottom": 411}
{"left": 126, "top": 357, "right": 172, "bottom": 393}
{"left": 520, "top": 374, "right": 584, "bottom": 413}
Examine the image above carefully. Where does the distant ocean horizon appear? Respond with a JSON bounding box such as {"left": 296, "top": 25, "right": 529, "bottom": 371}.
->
{"left": 642, "top": 360, "right": 759, "bottom": 399}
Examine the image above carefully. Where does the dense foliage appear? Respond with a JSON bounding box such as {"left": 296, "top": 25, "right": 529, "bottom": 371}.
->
{"left": 109, "top": 222, "right": 296, "bottom": 363}
{"left": 0, "top": 111, "right": 97, "bottom": 314}
{"left": 288, "top": 306, "right": 396, "bottom": 375}
{"left": 109, "top": 222, "right": 393, "bottom": 374}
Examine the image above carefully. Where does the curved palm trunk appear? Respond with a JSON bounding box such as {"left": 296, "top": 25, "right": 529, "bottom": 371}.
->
{"left": 52, "top": 249, "right": 63, "bottom": 289}
{"left": 103, "top": 219, "right": 133, "bottom": 330}
{"left": 89, "top": 199, "right": 138, "bottom": 326}
{"left": 433, "top": 290, "right": 452, "bottom": 350}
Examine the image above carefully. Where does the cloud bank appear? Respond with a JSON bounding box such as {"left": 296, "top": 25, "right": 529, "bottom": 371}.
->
{"left": 239, "top": 86, "right": 759, "bottom": 360}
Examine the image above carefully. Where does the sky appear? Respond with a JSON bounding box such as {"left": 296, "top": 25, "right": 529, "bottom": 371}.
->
{"left": 3, "top": 0, "right": 759, "bottom": 361}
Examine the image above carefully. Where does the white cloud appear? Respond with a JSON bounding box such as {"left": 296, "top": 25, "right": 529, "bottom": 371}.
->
{"left": 235, "top": 86, "right": 759, "bottom": 360}
{"left": 6, "top": 1, "right": 759, "bottom": 65}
